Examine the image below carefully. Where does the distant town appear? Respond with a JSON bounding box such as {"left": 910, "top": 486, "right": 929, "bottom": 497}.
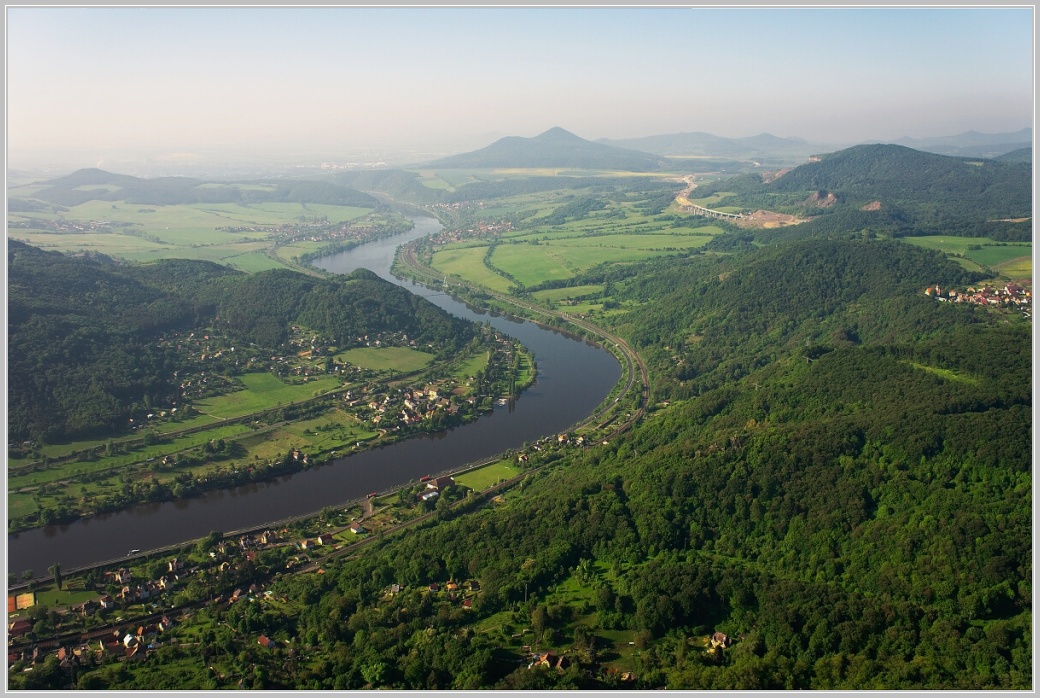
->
{"left": 925, "top": 281, "right": 1031, "bottom": 314}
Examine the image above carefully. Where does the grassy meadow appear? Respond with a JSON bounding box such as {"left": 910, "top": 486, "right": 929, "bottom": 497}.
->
{"left": 7, "top": 196, "right": 376, "bottom": 269}
{"left": 901, "top": 236, "right": 1032, "bottom": 278}
{"left": 453, "top": 460, "right": 521, "bottom": 491}
{"left": 427, "top": 181, "right": 724, "bottom": 292}
{"left": 192, "top": 373, "right": 343, "bottom": 420}
{"left": 335, "top": 347, "right": 435, "bottom": 373}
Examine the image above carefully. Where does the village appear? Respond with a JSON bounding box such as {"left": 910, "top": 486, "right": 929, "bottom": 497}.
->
{"left": 6, "top": 470, "right": 476, "bottom": 671}
{"left": 5, "top": 436, "right": 629, "bottom": 682}
{"left": 925, "top": 280, "right": 1032, "bottom": 315}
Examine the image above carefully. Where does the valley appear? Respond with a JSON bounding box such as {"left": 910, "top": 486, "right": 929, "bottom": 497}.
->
{"left": 7, "top": 132, "right": 1033, "bottom": 690}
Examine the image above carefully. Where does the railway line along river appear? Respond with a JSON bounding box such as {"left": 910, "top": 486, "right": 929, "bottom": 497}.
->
{"left": 8, "top": 216, "right": 621, "bottom": 576}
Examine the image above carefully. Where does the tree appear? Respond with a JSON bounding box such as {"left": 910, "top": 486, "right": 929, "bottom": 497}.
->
{"left": 48, "top": 562, "right": 62, "bottom": 591}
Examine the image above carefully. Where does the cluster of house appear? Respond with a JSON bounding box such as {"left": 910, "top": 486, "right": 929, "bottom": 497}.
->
{"left": 8, "top": 615, "right": 178, "bottom": 667}
{"left": 426, "top": 215, "right": 514, "bottom": 245}
{"left": 362, "top": 385, "right": 465, "bottom": 429}
{"left": 18, "top": 218, "right": 116, "bottom": 234}
{"left": 296, "top": 532, "right": 337, "bottom": 550}
{"left": 417, "top": 476, "right": 455, "bottom": 503}
{"left": 925, "top": 282, "right": 1032, "bottom": 310}
{"left": 100, "top": 564, "right": 182, "bottom": 606}
{"left": 529, "top": 650, "right": 573, "bottom": 672}
{"left": 215, "top": 217, "right": 385, "bottom": 249}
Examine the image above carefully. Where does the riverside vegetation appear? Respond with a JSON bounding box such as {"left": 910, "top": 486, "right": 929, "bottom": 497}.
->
{"left": 7, "top": 137, "right": 1032, "bottom": 689}
{"left": 8, "top": 241, "right": 534, "bottom": 532}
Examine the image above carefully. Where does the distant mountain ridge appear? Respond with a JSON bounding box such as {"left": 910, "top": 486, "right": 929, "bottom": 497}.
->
{"left": 889, "top": 128, "right": 1032, "bottom": 158}
{"left": 20, "top": 168, "right": 382, "bottom": 208}
{"left": 597, "top": 131, "right": 837, "bottom": 164}
{"left": 600, "top": 128, "right": 1032, "bottom": 163}
{"left": 424, "top": 127, "right": 670, "bottom": 172}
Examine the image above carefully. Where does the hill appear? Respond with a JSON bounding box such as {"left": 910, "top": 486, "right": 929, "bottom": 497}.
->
{"left": 771, "top": 144, "right": 1031, "bottom": 221}
{"left": 994, "top": 147, "right": 1032, "bottom": 164}
{"left": 425, "top": 127, "right": 670, "bottom": 172}
{"left": 692, "top": 144, "right": 1032, "bottom": 240}
{"left": 7, "top": 241, "right": 476, "bottom": 442}
{"left": 21, "top": 168, "right": 383, "bottom": 208}
{"left": 599, "top": 131, "right": 836, "bottom": 165}
{"left": 891, "top": 127, "right": 1032, "bottom": 158}
{"left": 73, "top": 238, "right": 1030, "bottom": 690}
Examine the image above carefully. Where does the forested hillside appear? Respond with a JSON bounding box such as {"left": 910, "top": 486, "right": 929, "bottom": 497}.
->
{"left": 694, "top": 144, "right": 1032, "bottom": 239}
{"left": 609, "top": 239, "right": 984, "bottom": 400}
{"left": 7, "top": 242, "right": 475, "bottom": 443}
{"left": 68, "top": 237, "right": 1029, "bottom": 690}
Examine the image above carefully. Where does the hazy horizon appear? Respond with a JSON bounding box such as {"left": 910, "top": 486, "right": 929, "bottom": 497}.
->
{"left": 6, "top": 6, "right": 1034, "bottom": 176}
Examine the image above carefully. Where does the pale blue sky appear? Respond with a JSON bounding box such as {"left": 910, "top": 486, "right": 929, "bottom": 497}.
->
{"left": 5, "top": 6, "right": 1034, "bottom": 168}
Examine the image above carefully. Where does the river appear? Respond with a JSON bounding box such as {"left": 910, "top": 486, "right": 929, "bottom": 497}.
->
{"left": 7, "top": 216, "right": 621, "bottom": 576}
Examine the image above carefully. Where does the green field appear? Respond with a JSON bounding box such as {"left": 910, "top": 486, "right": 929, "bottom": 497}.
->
{"left": 426, "top": 189, "right": 725, "bottom": 291}
{"left": 335, "top": 346, "right": 435, "bottom": 373}
{"left": 238, "top": 409, "right": 378, "bottom": 461}
{"left": 432, "top": 246, "right": 515, "bottom": 293}
{"left": 992, "top": 255, "right": 1033, "bottom": 278}
{"left": 901, "top": 235, "right": 1028, "bottom": 258}
{"left": 193, "top": 373, "right": 342, "bottom": 420}
{"left": 452, "top": 352, "right": 491, "bottom": 384}
{"left": 7, "top": 197, "right": 377, "bottom": 268}
{"left": 453, "top": 460, "right": 521, "bottom": 491}
{"left": 969, "top": 247, "right": 1032, "bottom": 268}
{"left": 532, "top": 285, "right": 606, "bottom": 304}
{"left": 437, "top": 237, "right": 717, "bottom": 291}
{"left": 7, "top": 423, "right": 252, "bottom": 491}
{"left": 491, "top": 245, "right": 577, "bottom": 286}
{"left": 221, "top": 251, "right": 289, "bottom": 273}
{"left": 901, "top": 236, "right": 1032, "bottom": 278}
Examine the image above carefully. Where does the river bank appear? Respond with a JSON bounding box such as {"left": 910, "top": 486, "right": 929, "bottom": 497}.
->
{"left": 8, "top": 216, "right": 621, "bottom": 575}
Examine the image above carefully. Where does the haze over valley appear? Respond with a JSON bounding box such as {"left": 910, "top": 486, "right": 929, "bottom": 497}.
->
{"left": 5, "top": 5, "right": 1034, "bottom": 692}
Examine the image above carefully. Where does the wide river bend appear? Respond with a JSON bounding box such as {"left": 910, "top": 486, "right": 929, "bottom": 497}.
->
{"left": 7, "top": 216, "right": 620, "bottom": 575}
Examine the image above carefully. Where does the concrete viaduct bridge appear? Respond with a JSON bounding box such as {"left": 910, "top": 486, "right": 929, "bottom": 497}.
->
{"left": 674, "top": 178, "right": 746, "bottom": 220}
{"left": 680, "top": 202, "right": 746, "bottom": 220}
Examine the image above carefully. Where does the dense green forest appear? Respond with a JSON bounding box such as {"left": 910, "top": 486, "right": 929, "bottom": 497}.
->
{"left": 7, "top": 241, "right": 475, "bottom": 443}
{"left": 38, "top": 237, "right": 1029, "bottom": 690}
